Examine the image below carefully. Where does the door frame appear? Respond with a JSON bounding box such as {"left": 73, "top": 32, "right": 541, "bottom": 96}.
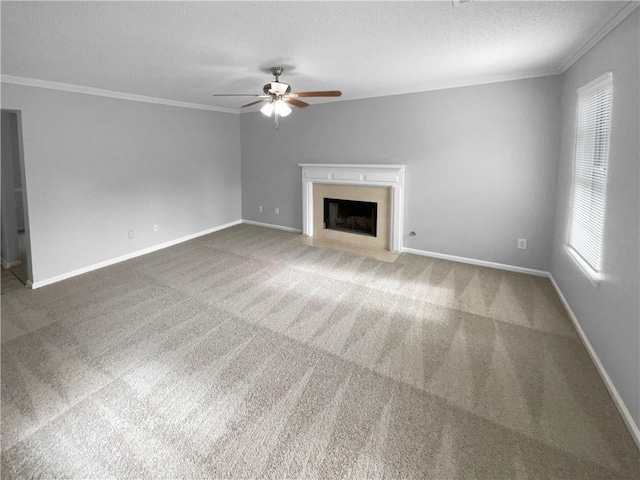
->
{"left": 1, "top": 109, "right": 33, "bottom": 286}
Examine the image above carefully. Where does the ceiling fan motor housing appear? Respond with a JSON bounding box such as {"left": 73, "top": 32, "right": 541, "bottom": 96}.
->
{"left": 263, "top": 81, "right": 291, "bottom": 96}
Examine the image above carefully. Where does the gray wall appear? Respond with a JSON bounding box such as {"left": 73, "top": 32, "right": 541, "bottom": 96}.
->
{"left": 551, "top": 10, "right": 640, "bottom": 428}
{"left": 241, "top": 75, "right": 561, "bottom": 271}
{"left": 1, "top": 84, "right": 242, "bottom": 284}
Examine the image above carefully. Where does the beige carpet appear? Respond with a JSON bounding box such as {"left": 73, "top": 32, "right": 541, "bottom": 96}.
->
{"left": 1, "top": 224, "right": 638, "bottom": 478}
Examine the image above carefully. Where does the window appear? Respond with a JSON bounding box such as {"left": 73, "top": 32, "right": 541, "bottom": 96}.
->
{"left": 567, "top": 72, "right": 613, "bottom": 282}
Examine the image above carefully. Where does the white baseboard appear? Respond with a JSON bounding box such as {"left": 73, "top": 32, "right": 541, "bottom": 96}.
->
{"left": 30, "top": 220, "right": 242, "bottom": 289}
{"left": 402, "top": 247, "right": 548, "bottom": 277}
{"left": 548, "top": 274, "right": 640, "bottom": 450}
{"left": 1, "top": 258, "right": 22, "bottom": 269}
{"left": 242, "top": 219, "right": 302, "bottom": 233}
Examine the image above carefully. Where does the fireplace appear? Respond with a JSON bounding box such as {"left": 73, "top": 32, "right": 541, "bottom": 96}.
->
{"left": 324, "top": 198, "right": 377, "bottom": 237}
{"left": 299, "top": 164, "right": 405, "bottom": 252}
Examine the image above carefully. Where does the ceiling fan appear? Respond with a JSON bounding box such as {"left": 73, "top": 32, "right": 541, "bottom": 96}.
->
{"left": 213, "top": 66, "right": 342, "bottom": 126}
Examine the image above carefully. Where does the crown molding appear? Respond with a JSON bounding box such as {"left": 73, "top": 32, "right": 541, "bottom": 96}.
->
{"left": 0, "top": 75, "right": 239, "bottom": 114}
{"left": 387, "top": 68, "right": 563, "bottom": 96}
{"left": 559, "top": 1, "right": 639, "bottom": 73}
{"left": 239, "top": 68, "right": 562, "bottom": 113}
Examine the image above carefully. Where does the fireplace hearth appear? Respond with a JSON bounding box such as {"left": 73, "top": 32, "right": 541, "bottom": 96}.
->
{"left": 324, "top": 198, "right": 377, "bottom": 237}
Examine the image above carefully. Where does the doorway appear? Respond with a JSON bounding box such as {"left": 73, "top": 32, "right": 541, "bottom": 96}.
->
{"left": 1, "top": 110, "right": 32, "bottom": 286}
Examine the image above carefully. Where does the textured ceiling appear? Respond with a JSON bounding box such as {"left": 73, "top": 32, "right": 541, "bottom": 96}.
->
{"left": 0, "top": 1, "right": 632, "bottom": 111}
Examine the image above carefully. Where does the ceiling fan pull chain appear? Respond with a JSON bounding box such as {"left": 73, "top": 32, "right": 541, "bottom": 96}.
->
{"left": 275, "top": 111, "right": 279, "bottom": 129}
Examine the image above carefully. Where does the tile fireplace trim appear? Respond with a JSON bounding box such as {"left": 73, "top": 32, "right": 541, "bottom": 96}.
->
{"left": 299, "top": 164, "right": 405, "bottom": 252}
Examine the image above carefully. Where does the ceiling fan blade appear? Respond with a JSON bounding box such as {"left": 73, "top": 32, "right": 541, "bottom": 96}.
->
{"left": 241, "top": 99, "right": 269, "bottom": 108}
{"left": 284, "top": 98, "right": 310, "bottom": 108}
{"left": 289, "top": 91, "right": 342, "bottom": 98}
{"left": 212, "top": 94, "right": 268, "bottom": 97}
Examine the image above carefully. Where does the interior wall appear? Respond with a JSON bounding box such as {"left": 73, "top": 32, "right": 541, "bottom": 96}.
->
{"left": 551, "top": 9, "right": 640, "bottom": 429}
{"left": 241, "top": 75, "right": 561, "bottom": 271}
{"left": 0, "top": 83, "right": 242, "bottom": 284}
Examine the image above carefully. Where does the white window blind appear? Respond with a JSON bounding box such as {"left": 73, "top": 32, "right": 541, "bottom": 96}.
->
{"left": 568, "top": 72, "right": 613, "bottom": 275}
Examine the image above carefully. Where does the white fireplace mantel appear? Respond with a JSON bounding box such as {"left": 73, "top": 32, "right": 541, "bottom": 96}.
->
{"left": 299, "top": 163, "right": 405, "bottom": 252}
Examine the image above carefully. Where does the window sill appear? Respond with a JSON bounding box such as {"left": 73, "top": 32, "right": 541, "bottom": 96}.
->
{"left": 565, "top": 246, "right": 601, "bottom": 288}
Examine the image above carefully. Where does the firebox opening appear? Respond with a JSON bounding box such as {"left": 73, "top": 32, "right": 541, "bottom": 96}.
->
{"left": 323, "top": 198, "right": 377, "bottom": 237}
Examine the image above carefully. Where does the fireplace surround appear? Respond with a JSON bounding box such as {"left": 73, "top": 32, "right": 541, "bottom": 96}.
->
{"left": 299, "top": 164, "right": 405, "bottom": 252}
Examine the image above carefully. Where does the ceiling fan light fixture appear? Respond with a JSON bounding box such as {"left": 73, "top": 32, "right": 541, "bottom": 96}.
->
{"left": 260, "top": 101, "right": 275, "bottom": 117}
{"left": 274, "top": 99, "right": 291, "bottom": 117}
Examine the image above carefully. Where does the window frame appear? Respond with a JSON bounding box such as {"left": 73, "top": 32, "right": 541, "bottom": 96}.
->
{"left": 566, "top": 71, "right": 613, "bottom": 287}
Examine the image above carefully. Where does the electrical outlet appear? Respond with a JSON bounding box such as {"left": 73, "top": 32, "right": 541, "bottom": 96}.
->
{"left": 258, "top": 205, "right": 263, "bottom": 213}
{"left": 275, "top": 207, "right": 280, "bottom": 215}
{"left": 128, "top": 230, "right": 134, "bottom": 239}
{"left": 153, "top": 224, "right": 158, "bottom": 232}
{"left": 518, "top": 238, "right": 527, "bottom": 250}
